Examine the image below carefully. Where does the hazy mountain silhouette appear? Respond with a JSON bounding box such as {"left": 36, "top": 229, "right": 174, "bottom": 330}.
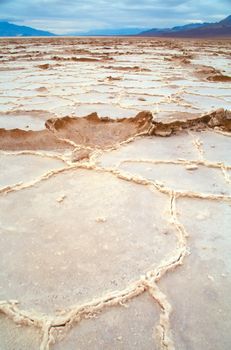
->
{"left": 1, "top": 15, "right": 230, "bottom": 37}
{"left": 0, "top": 21, "right": 55, "bottom": 37}
{"left": 138, "top": 15, "right": 231, "bottom": 37}
{"left": 69, "top": 28, "right": 146, "bottom": 36}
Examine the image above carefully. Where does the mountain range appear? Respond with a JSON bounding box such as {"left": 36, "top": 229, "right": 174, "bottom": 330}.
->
{"left": 69, "top": 28, "right": 145, "bottom": 36}
{"left": 139, "top": 15, "right": 231, "bottom": 37}
{"left": 0, "top": 21, "right": 54, "bottom": 37}
{"left": 0, "top": 15, "right": 230, "bottom": 37}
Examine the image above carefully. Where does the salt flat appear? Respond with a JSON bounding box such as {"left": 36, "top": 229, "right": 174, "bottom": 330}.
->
{"left": 0, "top": 37, "right": 230, "bottom": 350}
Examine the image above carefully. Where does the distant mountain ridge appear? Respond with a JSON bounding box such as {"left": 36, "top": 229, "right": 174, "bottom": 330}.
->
{"left": 0, "top": 21, "right": 55, "bottom": 37}
{"left": 74, "top": 15, "right": 231, "bottom": 37}
{"left": 138, "top": 15, "right": 231, "bottom": 37}
{"left": 69, "top": 28, "right": 147, "bottom": 36}
{"left": 140, "top": 22, "right": 210, "bottom": 36}
{"left": 0, "top": 15, "right": 230, "bottom": 38}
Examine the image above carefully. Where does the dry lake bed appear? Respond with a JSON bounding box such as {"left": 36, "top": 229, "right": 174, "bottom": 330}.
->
{"left": 0, "top": 37, "right": 231, "bottom": 350}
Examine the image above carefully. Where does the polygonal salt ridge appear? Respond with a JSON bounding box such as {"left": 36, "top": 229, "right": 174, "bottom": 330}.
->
{"left": 97, "top": 130, "right": 231, "bottom": 204}
{"left": 1, "top": 165, "right": 187, "bottom": 349}
{"left": 0, "top": 110, "right": 53, "bottom": 131}
{"left": 0, "top": 153, "right": 66, "bottom": 189}
{"left": 97, "top": 134, "right": 201, "bottom": 169}
{"left": 0, "top": 170, "right": 179, "bottom": 310}
{"left": 0, "top": 314, "right": 42, "bottom": 350}
{"left": 1, "top": 38, "right": 231, "bottom": 119}
{"left": 0, "top": 38, "right": 231, "bottom": 350}
{"left": 97, "top": 129, "right": 230, "bottom": 163}
{"left": 119, "top": 161, "right": 231, "bottom": 197}
{"left": 51, "top": 293, "right": 160, "bottom": 350}
{"left": 159, "top": 198, "right": 231, "bottom": 350}
{"left": 197, "top": 130, "right": 231, "bottom": 164}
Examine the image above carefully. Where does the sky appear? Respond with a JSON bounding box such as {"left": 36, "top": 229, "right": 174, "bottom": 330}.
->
{"left": 0, "top": 0, "right": 229, "bottom": 34}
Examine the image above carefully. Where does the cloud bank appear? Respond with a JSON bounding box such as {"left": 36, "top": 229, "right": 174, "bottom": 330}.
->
{"left": 0, "top": 0, "right": 229, "bottom": 34}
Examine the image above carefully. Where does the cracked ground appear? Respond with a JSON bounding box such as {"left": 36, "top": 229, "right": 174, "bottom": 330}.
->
{"left": 0, "top": 37, "right": 231, "bottom": 350}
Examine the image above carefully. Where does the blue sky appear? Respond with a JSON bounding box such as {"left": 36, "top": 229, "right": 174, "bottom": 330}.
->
{"left": 0, "top": 0, "right": 229, "bottom": 34}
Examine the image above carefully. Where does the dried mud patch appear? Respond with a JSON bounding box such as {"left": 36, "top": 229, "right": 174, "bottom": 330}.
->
{"left": 37, "top": 63, "right": 50, "bottom": 70}
{"left": 45, "top": 111, "right": 153, "bottom": 149}
{"left": 0, "top": 109, "right": 230, "bottom": 151}
{"left": 195, "top": 65, "right": 231, "bottom": 82}
{"left": 0, "top": 129, "right": 74, "bottom": 151}
{"left": 207, "top": 74, "right": 231, "bottom": 82}
{"left": 103, "top": 65, "right": 151, "bottom": 72}
{"left": 51, "top": 56, "right": 107, "bottom": 62}
{"left": 151, "top": 108, "right": 231, "bottom": 136}
{"left": 164, "top": 54, "right": 193, "bottom": 65}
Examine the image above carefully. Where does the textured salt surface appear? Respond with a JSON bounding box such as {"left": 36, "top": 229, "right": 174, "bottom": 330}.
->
{"left": 0, "top": 154, "right": 65, "bottom": 188}
{"left": 52, "top": 293, "right": 159, "bottom": 350}
{"left": 0, "top": 315, "right": 42, "bottom": 350}
{"left": 159, "top": 199, "right": 231, "bottom": 350}
{"left": 0, "top": 37, "right": 230, "bottom": 350}
{"left": 0, "top": 169, "right": 177, "bottom": 313}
